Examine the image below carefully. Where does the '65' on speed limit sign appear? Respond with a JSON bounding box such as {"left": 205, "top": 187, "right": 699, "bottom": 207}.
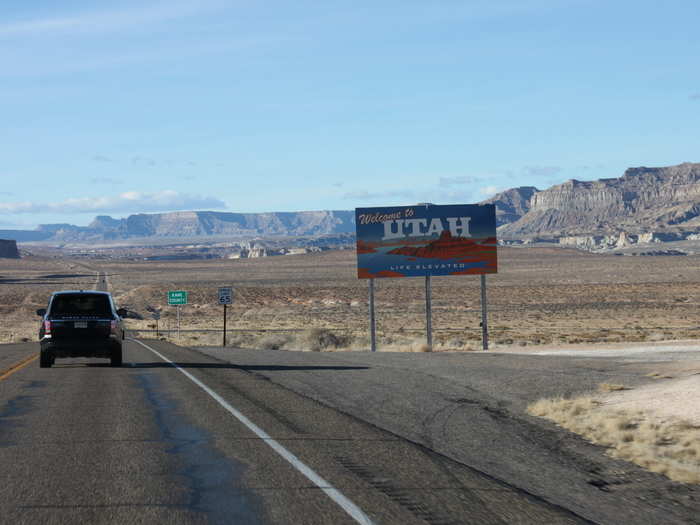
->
{"left": 218, "top": 287, "right": 233, "bottom": 305}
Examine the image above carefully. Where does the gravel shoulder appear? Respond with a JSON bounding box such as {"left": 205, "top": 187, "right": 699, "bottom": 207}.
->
{"left": 496, "top": 340, "right": 700, "bottom": 424}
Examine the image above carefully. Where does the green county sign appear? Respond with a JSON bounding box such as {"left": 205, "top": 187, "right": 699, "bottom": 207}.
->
{"left": 168, "top": 290, "right": 188, "bottom": 305}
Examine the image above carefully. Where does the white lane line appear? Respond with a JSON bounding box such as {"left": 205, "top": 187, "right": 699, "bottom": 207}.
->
{"left": 128, "top": 338, "right": 375, "bottom": 525}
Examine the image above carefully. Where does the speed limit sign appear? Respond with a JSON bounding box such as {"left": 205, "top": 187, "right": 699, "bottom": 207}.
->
{"left": 218, "top": 287, "right": 233, "bottom": 305}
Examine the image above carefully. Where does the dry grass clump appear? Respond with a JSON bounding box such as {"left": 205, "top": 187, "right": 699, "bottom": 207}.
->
{"left": 300, "top": 328, "right": 353, "bottom": 351}
{"left": 598, "top": 383, "right": 629, "bottom": 393}
{"left": 527, "top": 397, "right": 700, "bottom": 484}
{"left": 258, "top": 333, "right": 293, "bottom": 350}
{"left": 256, "top": 329, "right": 353, "bottom": 351}
{"left": 527, "top": 396, "right": 601, "bottom": 420}
{"left": 646, "top": 372, "right": 674, "bottom": 380}
{"left": 377, "top": 336, "right": 434, "bottom": 353}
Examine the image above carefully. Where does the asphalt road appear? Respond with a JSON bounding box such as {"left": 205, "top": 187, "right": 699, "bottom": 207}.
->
{"left": 1, "top": 339, "right": 699, "bottom": 524}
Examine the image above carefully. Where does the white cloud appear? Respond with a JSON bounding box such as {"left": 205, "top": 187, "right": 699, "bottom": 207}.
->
{"left": 438, "top": 176, "right": 482, "bottom": 187}
{"left": 342, "top": 189, "right": 416, "bottom": 201}
{"left": 478, "top": 185, "right": 505, "bottom": 197}
{"left": 0, "top": 190, "right": 226, "bottom": 214}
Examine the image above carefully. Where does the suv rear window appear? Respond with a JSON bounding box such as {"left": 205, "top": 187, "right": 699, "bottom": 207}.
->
{"left": 49, "top": 294, "right": 113, "bottom": 318}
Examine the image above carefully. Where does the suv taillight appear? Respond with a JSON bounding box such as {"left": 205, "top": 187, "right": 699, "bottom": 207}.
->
{"left": 43, "top": 320, "right": 52, "bottom": 334}
{"left": 110, "top": 320, "right": 118, "bottom": 335}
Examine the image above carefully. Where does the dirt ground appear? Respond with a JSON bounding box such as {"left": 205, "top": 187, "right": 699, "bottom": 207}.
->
{"left": 4, "top": 246, "right": 700, "bottom": 349}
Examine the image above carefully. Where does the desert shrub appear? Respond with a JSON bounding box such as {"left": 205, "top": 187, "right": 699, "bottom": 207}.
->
{"left": 598, "top": 383, "right": 629, "bottom": 392}
{"left": 495, "top": 338, "right": 514, "bottom": 345}
{"left": 527, "top": 396, "right": 700, "bottom": 484}
{"left": 302, "top": 328, "right": 353, "bottom": 351}
{"left": 259, "top": 333, "right": 292, "bottom": 350}
{"left": 225, "top": 335, "right": 247, "bottom": 348}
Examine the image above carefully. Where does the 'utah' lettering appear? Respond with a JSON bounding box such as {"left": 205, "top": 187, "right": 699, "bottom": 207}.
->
{"left": 382, "top": 217, "right": 472, "bottom": 240}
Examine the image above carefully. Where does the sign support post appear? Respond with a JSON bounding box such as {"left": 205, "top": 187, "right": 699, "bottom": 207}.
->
{"left": 168, "top": 291, "right": 188, "bottom": 342}
{"left": 425, "top": 275, "right": 433, "bottom": 348}
{"left": 218, "top": 287, "right": 233, "bottom": 347}
{"left": 480, "top": 274, "right": 489, "bottom": 350}
{"left": 369, "top": 278, "right": 376, "bottom": 352}
{"left": 223, "top": 303, "right": 227, "bottom": 347}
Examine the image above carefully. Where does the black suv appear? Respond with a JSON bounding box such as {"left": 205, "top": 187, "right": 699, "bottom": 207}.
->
{"left": 37, "top": 290, "right": 127, "bottom": 368}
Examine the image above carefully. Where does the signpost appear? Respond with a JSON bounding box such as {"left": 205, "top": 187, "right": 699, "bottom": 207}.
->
{"left": 218, "top": 287, "right": 233, "bottom": 347}
{"left": 355, "top": 204, "right": 497, "bottom": 351}
{"left": 480, "top": 274, "right": 489, "bottom": 350}
{"left": 168, "top": 291, "right": 188, "bottom": 340}
{"left": 151, "top": 311, "right": 161, "bottom": 337}
{"left": 425, "top": 275, "right": 432, "bottom": 348}
{"left": 368, "top": 279, "right": 376, "bottom": 352}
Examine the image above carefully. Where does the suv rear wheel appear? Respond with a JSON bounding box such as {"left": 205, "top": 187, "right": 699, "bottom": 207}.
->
{"left": 110, "top": 346, "right": 123, "bottom": 367}
{"left": 39, "top": 350, "right": 53, "bottom": 368}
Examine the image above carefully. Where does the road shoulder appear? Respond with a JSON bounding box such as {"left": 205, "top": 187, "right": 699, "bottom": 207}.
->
{"left": 190, "top": 344, "right": 700, "bottom": 524}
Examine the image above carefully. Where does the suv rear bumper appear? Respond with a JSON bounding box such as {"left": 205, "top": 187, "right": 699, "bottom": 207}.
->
{"left": 40, "top": 336, "right": 121, "bottom": 358}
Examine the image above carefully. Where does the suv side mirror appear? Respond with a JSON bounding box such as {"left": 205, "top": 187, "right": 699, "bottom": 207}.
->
{"left": 117, "top": 308, "right": 128, "bottom": 318}
{"left": 36, "top": 308, "right": 47, "bottom": 317}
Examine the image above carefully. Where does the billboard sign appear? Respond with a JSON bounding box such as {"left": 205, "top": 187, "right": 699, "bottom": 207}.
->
{"left": 355, "top": 204, "right": 497, "bottom": 279}
{"left": 168, "top": 290, "right": 188, "bottom": 305}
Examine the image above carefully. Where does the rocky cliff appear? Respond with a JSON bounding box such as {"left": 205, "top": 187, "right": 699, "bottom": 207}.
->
{"left": 8, "top": 210, "right": 357, "bottom": 242}
{"left": 481, "top": 186, "right": 539, "bottom": 226}
{"left": 0, "top": 239, "right": 20, "bottom": 258}
{"left": 120, "top": 210, "right": 356, "bottom": 238}
{"left": 495, "top": 163, "right": 700, "bottom": 239}
{"left": 4, "top": 163, "right": 700, "bottom": 250}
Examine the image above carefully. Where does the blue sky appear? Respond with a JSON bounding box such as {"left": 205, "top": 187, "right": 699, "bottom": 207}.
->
{"left": 1, "top": 0, "right": 699, "bottom": 228}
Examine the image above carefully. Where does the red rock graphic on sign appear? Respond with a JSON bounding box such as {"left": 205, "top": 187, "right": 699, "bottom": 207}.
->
{"left": 356, "top": 240, "right": 378, "bottom": 254}
{"left": 387, "top": 230, "right": 482, "bottom": 260}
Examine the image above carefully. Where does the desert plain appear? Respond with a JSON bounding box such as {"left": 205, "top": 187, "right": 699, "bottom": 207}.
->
{"left": 3, "top": 245, "right": 700, "bottom": 349}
